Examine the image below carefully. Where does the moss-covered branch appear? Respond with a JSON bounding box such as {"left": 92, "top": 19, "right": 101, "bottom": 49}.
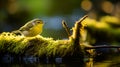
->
{"left": 0, "top": 15, "right": 89, "bottom": 63}
{"left": 0, "top": 32, "right": 74, "bottom": 57}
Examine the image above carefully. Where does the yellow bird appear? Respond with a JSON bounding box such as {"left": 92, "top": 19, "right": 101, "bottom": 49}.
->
{"left": 13, "top": 19, "right": 44, "bottom": 37}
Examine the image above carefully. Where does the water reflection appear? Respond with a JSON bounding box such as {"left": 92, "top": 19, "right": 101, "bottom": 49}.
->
{"left": 1, "top": 54, "right": 120, "bottom": 67}
{"left": 0, "top": 55, "right": 85, "bottom": 67}
{"left": 23, "top": 56, "right": 39, "bottom": 64}
{"left": 0, "top": 62, "right": 85, "bottom": 67}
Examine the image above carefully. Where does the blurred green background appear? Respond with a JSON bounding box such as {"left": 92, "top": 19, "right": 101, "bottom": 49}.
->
{"left": 1, "top": 0, "right": 120, "bottom": 66}
{"left": 0, "top": 0, "right": 120, "bottom": 42}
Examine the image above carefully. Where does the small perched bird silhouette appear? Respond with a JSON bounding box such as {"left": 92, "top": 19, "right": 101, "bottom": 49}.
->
{"left": 12, "top": 19, "right": 44, "bottom": 37}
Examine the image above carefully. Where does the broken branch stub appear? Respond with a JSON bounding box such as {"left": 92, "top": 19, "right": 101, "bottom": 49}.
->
{"left": 72, "top": 15, "right": 88, "bottom": 42}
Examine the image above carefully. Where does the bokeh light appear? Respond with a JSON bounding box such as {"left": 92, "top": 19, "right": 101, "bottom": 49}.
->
{"left": 81, "top": 0, "right": 92, "bottom": 11}
{"left": 6, "top": 0, "right": 20, "bottom": 14}
{"left": 101, "top": 1, "right": 114, "bottom": 14}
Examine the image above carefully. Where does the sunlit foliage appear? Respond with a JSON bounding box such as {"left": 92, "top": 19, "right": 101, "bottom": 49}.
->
{"left": 83, "top": 16, "right": 120, "bottom": 45}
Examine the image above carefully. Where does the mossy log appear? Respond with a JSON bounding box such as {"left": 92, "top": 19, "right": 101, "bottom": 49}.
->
{"left": 0, "top": 16, "right": 88, "bottom": 63}
{"left": 83, "top": 16, "right": 120, "bottom": 44}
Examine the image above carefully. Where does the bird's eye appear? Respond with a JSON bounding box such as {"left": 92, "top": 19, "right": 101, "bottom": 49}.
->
{"left": 36, "top": 21, "right": 40, "bottom": 23}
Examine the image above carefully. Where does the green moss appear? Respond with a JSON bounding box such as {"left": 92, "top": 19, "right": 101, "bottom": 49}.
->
{"left": 0, "top": 32, "right": 75, "bottom": 57}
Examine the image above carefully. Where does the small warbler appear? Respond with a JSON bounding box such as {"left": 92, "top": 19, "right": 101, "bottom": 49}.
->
{"left": 13, "top": 19, "right": 44, "bottom": 37}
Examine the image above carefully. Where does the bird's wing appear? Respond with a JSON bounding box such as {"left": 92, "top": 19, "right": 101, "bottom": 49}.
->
{"left": 19, "top": 22, "right": 34, "bottom": 31}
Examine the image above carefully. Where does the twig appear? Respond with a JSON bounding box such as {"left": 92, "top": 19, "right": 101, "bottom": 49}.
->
{"left": 85, "top": 45, "right": 120, "bottom": 50}
{"left": 77, "top": 15, "right": 88, "bottom": 24}
{"left": 62, "top": 20, "right": 71, "bottom": 37}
